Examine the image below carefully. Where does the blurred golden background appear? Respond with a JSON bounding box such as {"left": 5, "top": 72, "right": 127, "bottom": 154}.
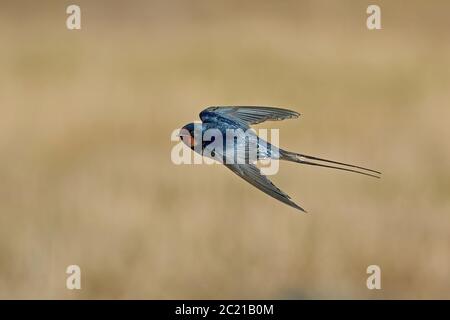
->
{"left": 1, "top": 0, "right": 450, "bottom": 299}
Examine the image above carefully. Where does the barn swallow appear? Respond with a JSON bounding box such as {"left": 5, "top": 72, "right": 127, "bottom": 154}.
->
{"left": 178, "top": 106, "right": 380, "bottom": 212}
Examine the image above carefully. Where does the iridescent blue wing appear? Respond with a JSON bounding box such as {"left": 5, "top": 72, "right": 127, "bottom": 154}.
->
{"left": 200, "top": 106, "right": 299, "bottom": 128}
{"left": 225, "top": 163, "right": 306, "bottom": 212}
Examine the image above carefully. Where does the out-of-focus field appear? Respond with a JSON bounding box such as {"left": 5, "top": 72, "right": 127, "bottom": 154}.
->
{"left": 1, "top": 0, "right": 450, "bottom": 299}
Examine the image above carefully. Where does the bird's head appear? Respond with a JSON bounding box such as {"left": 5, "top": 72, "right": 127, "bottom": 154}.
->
{"left": 178, "top": 122, "right": 199, "bottom": 149}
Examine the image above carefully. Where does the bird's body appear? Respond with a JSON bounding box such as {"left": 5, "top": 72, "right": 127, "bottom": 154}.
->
{"left": 189, "top": 120, "right": 279, "bottom": 163}
{"left": 179, "top": 106, "right": 380, "bottom": 212}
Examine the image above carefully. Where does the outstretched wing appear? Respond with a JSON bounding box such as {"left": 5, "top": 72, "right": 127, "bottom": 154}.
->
{"left": 200, "top": 106, "right": 299, "bottom": 128}
{"left": 225, "top": 163, "right": 306, "bottom": 212}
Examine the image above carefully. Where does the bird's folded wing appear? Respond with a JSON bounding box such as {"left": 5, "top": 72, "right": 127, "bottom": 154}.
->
{"left": 225, "top": 163, "right": 306, "bottom": 212}
{"left": 200, "top": 106, "right": 299, "bottom": 127}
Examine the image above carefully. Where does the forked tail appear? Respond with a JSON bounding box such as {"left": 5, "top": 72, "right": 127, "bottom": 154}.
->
{"left": 279, "top": 149, "right": 381, "bottom": 178}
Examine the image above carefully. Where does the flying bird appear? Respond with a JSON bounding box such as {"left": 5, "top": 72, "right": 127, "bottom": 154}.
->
{"left": 178, "top": 106, "right": 380, "bottom": 212}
